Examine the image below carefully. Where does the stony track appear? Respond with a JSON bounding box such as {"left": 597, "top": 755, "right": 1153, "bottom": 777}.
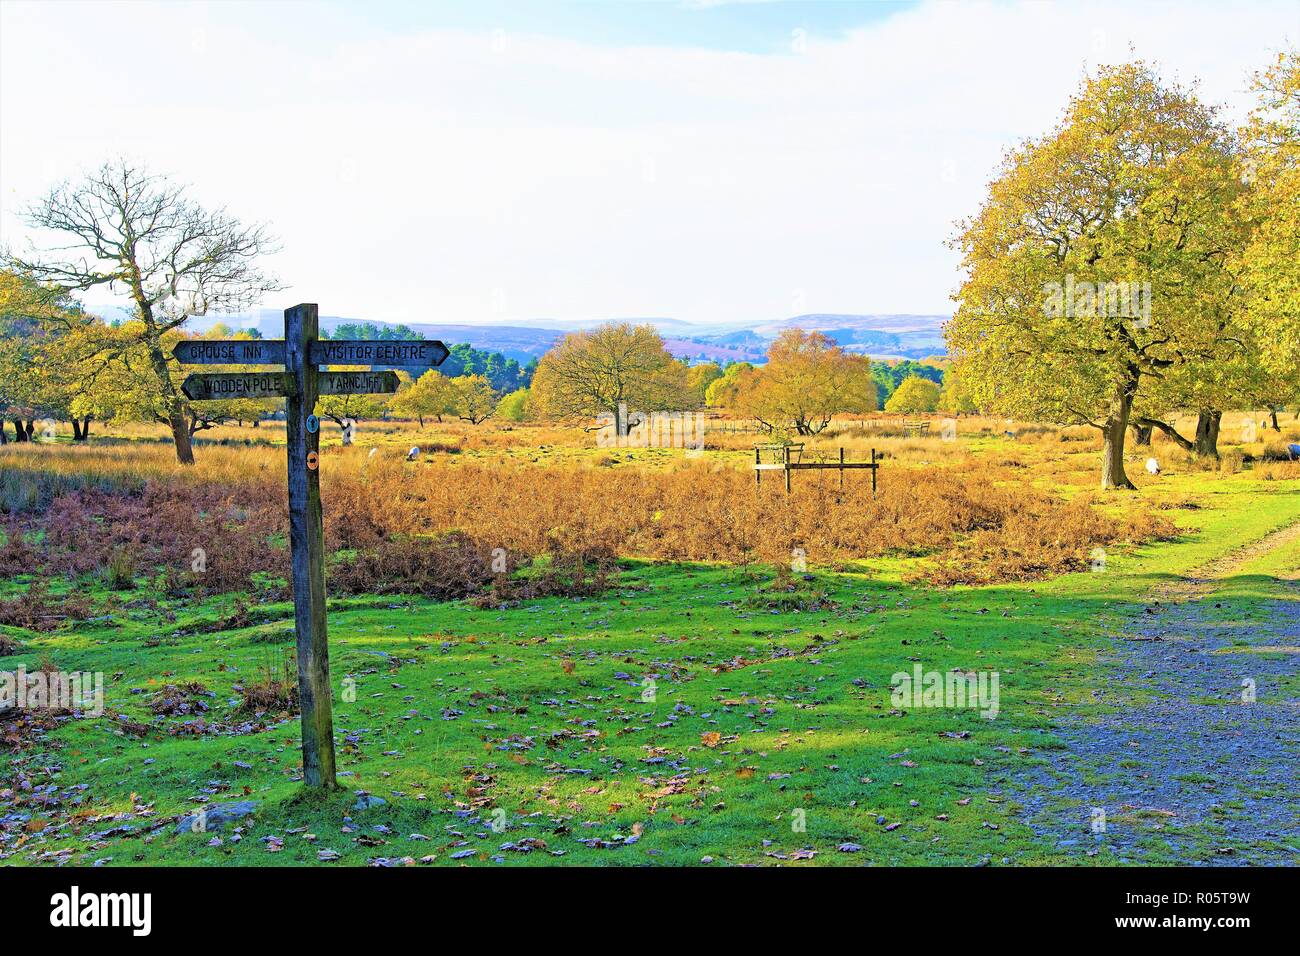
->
{"left": 1019, "top": 521, "right": 1300, "bottom": 865}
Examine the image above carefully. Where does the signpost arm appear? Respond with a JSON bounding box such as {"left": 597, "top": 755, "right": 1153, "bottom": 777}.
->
{"left": 285, "top": 303, "right": 337, "bottom": 790}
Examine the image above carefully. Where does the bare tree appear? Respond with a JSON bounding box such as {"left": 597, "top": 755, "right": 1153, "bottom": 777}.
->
{"left": 3, "top": 160, "right": 281, "bottom": 463}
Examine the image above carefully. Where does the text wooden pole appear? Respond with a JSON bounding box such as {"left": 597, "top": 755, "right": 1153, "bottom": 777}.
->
{"left": 285, "top": 303, "right": 337, "bottom": 789}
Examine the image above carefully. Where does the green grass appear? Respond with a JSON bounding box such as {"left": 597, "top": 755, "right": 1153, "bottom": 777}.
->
{"left": 3, "top": 465, "right": 1298, "bottom": 867}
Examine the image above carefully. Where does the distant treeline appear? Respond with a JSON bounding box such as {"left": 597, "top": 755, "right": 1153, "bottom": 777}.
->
{"left": 325, "top": 321, "right": 536, "bottom": 392}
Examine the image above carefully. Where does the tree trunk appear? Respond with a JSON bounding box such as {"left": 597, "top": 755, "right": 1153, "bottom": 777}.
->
{"left": 71, "top": 419, "right": 83, "bottom": 441}
{"left": 11, "top": 419, "right": 26, "bottom": 442}
{"left": 0, "top": 422, "right": 7, "bottom": 445}
{"left": 1100, "top": 385, "right": 1136, "bottom": 490}
{"left": 1130, "top": 422, "right": 1153, "bottom": 446}
{"left": 1194, "top": 409, "right": 1221, "bottom": 458}
{"left": 138, "top": 308, "right": 195, "bottom": 465}
{"left": 1270, "top": 408, "right": 1280, "bottom": 431}
{"left": 81, "top": 416, "right": 92, "bottom": 440}
{"left": 166, "top": 404, "right": 194, "bottom": 463}
{"left": 23, "top": 420, "right": 35, "bottom": 440}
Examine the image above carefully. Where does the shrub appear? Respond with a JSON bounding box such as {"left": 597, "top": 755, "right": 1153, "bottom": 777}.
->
{"left": 0, "top": 582, "right": 93, "bottom": 632}
{"left": 234, "top": 650, "right": 298, "bottom": 715}
{"left": 0, "top": 531, "right": 39, "bottom": 579}
{"left": 470, "top": 545, "right": 618, "bottom": 608}
{"left": 2, "top": 449, "right": 1179, "bottom": 592}
{"left": 1261, "top": 441, "right": 1297, "bottom": 462}
{"left": 496, "top": 388, "right": 531, "bottom": 422}
{"left": 99, "top": 546, "right": 137, "bottom": 590}
{"left": 328, "top": 530, "right": 502, "bottom": 599}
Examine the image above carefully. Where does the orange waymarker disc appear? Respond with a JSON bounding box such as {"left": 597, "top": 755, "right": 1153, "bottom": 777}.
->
{"left": 306, "top": 451, "right": 319, "bottom": 470}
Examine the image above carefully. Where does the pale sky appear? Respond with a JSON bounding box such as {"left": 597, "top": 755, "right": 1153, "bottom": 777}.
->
{"left": 1, "top": 0, "right": 1296, "bottom": 328}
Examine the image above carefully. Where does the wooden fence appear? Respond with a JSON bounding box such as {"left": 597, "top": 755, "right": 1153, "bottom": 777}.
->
{"left": 754, "top": 444, "right": 879, "bottom": 494}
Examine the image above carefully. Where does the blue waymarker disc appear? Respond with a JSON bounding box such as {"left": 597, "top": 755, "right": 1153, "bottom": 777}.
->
{"left": 306, "top": 414, "right": 319, "bottom": 433}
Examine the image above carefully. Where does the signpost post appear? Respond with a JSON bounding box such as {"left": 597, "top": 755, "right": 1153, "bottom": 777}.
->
{"left": 173, "top": 306, "right": 447, "bottom": 790}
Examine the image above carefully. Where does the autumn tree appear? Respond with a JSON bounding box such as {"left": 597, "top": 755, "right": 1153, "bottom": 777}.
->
{"left": 936, "top": 367, "right": 978, "bottom": 414}
{"left": 0, "top": 270, "right": 123, "bottom": 443}
{"left": 2, "top": 161, "right": 280, "bottom": 464}
{"left": 704, "top": 362, "right": 756, "bottom": 409}
{"left": 43, "top": 317, "right": 132, "bottom": 438}
{"left": 1237, "top": 50, "right": 1300, "bottom": 383}
{"left": 947, "top": 63, "right": 1244, "bottom": 488}
{"left": 0, "top": 270, "right": 61, "bottom": 442}
{"left": 884, "top": 375, "right": 942, "bottom": 414}
{"left": 317, "top": 392, "right": 389, "bottom": 432}
{"left": 737, "top": 330, "right": 876, "bottom": 435}
{"left": 452, "top": 374, "right": 498, "bottom": 425}
{"left": 495, "top": 387, "right": 531, "bottom": 422}
{"left": 529, "top": 322, "right": 685, "bottom": 432}
{"left": 391, "top": 369, "right": 458, "bottom": 426}
{"left": 685, "top": 361, "right": 723, "bottom": 406}
{"left": 1124, "top": 52, "right": 1300, "bottom": 458}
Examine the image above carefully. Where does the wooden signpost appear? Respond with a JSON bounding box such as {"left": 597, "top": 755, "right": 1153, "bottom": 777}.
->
{"left": 174, "top": 339, "right": 288, "bottom": 365}
{"left": 318, "top": 370, "right": 400, "bottom": 396}
{"left": 173, "top": 306, "right": 447, "bottom": 789}
{"left": 181, "top": 372, "right": 293, "bottom": 401}
{"left": 311, "top": 340, "right": 448, "bottom": 367}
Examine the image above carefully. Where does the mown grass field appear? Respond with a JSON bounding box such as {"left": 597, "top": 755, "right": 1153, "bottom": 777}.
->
{"left": 2, "top": 413, "right": 1298, "bottom": 866}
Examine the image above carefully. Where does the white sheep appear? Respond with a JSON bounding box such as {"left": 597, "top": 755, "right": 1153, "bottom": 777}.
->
{"left": 1145, "top": 457, "right": 1160, "bottom": 476}
{"left": 406, "top": 446, "right": 420, "bottom": 462}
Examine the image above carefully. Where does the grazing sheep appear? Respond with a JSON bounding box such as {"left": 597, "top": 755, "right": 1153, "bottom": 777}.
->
{"left": 1145, "top": 457, "right": 1160, "bottom": 475}
{"left": 406, "top": 446, "right": 420, "bottom": 462}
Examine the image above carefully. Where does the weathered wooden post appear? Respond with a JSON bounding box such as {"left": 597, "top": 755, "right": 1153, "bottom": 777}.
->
{"left": 871, "top": 447, "right": 877, "bottom": 496}
{"left": 173, "top": 312, "right": 447, "bottom": 791}
{"left": 284, "top": 303, "right": 337, "bottom": 789}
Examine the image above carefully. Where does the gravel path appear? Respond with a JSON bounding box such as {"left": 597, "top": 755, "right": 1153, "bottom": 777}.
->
{"left": 1018, "top": 521, "right": 1300, "bottom": 866}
